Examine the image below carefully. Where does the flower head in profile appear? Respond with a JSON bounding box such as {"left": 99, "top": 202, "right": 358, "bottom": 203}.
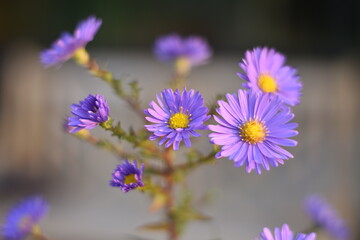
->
{"left": 304, "top": 195, "right": 350, "bottom": 240}
{"left": 1, "top": 196, "right": 48, "bottom": 240}
{"left": 154, "top": 34, "right": 212, "bottom": 70}
{"left": 145, "top": 88, "right": 210, "bottom": 150}
{"left": 40, "top": 16, "right": 102, "bottom": 67}
{"left": 67, "top": 94, "right": 109, "bottom": 133}
{"left": 257, "top": 224, "right": 316, "bottom": 240}
{"left": 209, "top": 89, "right": 298, "bottom": 174}
{"left": 238, "top": 47, "right": 302, "bottom": 106}
{"left": 110, "top": 160, "right": 145, "bottom": 193}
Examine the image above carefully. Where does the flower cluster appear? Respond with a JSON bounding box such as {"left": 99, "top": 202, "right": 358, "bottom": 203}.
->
{"left": 304, "top": 195, "right": 350, "bottom": 240}
{"left": 1, "top": 196, "right": 48, "bottom": 240}
{"left": 40, "top": 16, "right": 102, "bottom": 67}
{"left": 257, "top": 224, "right": 316, "bottom": 240}
{"left": 36, "top": 15, "right": 351, "bottom": 240}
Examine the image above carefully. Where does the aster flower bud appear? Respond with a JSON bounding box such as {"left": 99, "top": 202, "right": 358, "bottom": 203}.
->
{"left": 110, "top": 160, "right": 145, "bottom": 193}
{"left": 67, "top": 94, "right": 110, "bottom": 133}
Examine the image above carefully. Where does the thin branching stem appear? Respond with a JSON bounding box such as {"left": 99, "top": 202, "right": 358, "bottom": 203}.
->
{"left": 72, "top": 131, "right": 136, "bottom": 159}
{"left": 162, "top": 147, "right": 179, "bottom": 240}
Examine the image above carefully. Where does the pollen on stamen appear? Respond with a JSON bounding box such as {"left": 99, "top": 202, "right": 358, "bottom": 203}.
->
{"left": 239, "top": 119, "right": 267, "bottom": 144}
{"left": 258, "top": 74, "right": 277, "bottom": 93}
{"left": 124, "top": 174, "right": 137, "bottom": 185}
{"left": 169, "top": 112, "right": 190, "bottom": 129}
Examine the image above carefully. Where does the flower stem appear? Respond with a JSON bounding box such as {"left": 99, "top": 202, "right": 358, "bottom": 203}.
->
{"left": 71, "top": 130, "right": 136, "bottom": 159}
{"left": 170, "top": 57, "right": 190, "bottom": 90}
{"left": 163, "top": 147, "right": 178, "bottom": 240}
{"left": 73, "top": 50, "right": 144, "bottom": 119}
{"left": 180, "top": 149, "right": 217, "bottom": 171}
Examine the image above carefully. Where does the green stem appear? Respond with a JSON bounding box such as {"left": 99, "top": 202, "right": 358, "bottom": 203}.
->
{"left": 99, "top": 118, "right": 127, "bottom": 141}
{"left": 72, "top": 130, "right": 136, "bottom": 159}
{"left": 73, "top": 49, "right": 144, "bottom": 119}
{"left": 163, "top": 147, "right": 179, "bottom": 240}
{"left": 170, "top": 57, "right": 190, "bottom": 90}
{"left": 99, "top": 118, "right": 163, "bottom": 158}
{"left": 179, "top": 149, "right": 217, "bottom": 172}
{"left": 146, "top": 149, "right": 217, "bottom": 176}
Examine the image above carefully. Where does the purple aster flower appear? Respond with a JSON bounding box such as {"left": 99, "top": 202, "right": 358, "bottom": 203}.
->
{"left": 257, "top": 224, "right": 316, "bottom": 240}
{"left": 238, "top": 47, "right": 302, "bottom": 106}
{"left": 208, "top": 89, "right": 298, "bottom": 174}
{"left": 110, "top": 160, "right": 145, "bottom": 193}
{"left": 154, "top": 34, "right": 212, "bottom": 66}
{"left": 40, "top": 16, "right": 102, "bottom": 67}
{"left": 304, "top": 195, "right": 350, "bottom": 240}
{"left": 144, "top": 88, "right": 210, "bottom": 150}
{"left": 73, "top": 16, "right": 102, "bottom": 45}
{"left": 1, "top": 196, "right": 48, "bottom": 240}
{"left": 67, "top": 94, "right": 110, "bottom": 133}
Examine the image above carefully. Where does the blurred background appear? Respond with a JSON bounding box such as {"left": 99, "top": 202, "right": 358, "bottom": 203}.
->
{"left": 0, "top": 0, "right": 359, "bottom": 239}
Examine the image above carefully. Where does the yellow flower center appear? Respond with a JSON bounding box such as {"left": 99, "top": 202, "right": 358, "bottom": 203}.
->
{"left": 169, "top": 112, "right": 190, "bottom": 129}
{"left": 240, "top": 120, "right": 267, "bottom": 144}
{"left": 32, "top": 225, "right": 42, "bottom": 236}
{"left": 258, "top": 74, "right": 277, "bottom": 93}
{"left": 73, "top": 47, "right": 90, "bottom": 66}
{"left": 124, "top": 174, "right": 137, "bottom": 185}
{"left": 175, "top": 57, "right": 191, "bottom": 76}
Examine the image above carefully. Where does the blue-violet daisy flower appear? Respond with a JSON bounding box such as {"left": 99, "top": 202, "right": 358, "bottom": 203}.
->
{"left": 154, "top": 34, "right": 212, "bottom": 68}
{"left": 304, "top": 195, "right": 350, "bottom": 240}
{"left": 67, "top": 94, "right": 109, "bottom": 133}
{"left": 40, "top": 16, "right": 102, "bottom": 67}
{"left": 208, "top": 89, "right": 298, "bottom": 174}
{"left": 145, "top": 88, "right": 210, "bottom": 150}
{"left": 110, "top": 160, "right": 145, "bottom": 193}
{"left": 1, "top": 196, "right": 48, "bottom": 240}
{"left": 257, "top": 224, "right": 316, "bottom": 240}
{"left": 238, "top": 47, "right": 302, "bottom": 106}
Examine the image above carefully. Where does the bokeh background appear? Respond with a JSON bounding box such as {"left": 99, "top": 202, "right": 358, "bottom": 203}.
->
{"left": 0, "top": 0, "right": 359, "bottom": 239}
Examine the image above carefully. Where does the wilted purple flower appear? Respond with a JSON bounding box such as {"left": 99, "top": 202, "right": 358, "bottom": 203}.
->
{"left": 110, "top": 160, "right": 144, "bottom": 193}
{"left": 238, "top": 47, "right": 302, "bottom": 106}
{"left": 304, "top": 195, "right": 350, "bottom": 240}
{"left": 67, "top": 94, "right": 109, "bottom": 133}
{"left": 1, "top": 196, "right": 48, "bottom": 240}
{"left": 40, "top": 16, "right": 102, "bottom": 67}
{"left": 154, "top": 34, "right": 212, "bottom": 66}
{"left": 145, "top": 88, "right": 210, "bottom": 150}
{"left": 208, "top": 89, "right": 298, "bottom": 174}
{"left": 257, "top": 224, "right": 316, "bottom": 240}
